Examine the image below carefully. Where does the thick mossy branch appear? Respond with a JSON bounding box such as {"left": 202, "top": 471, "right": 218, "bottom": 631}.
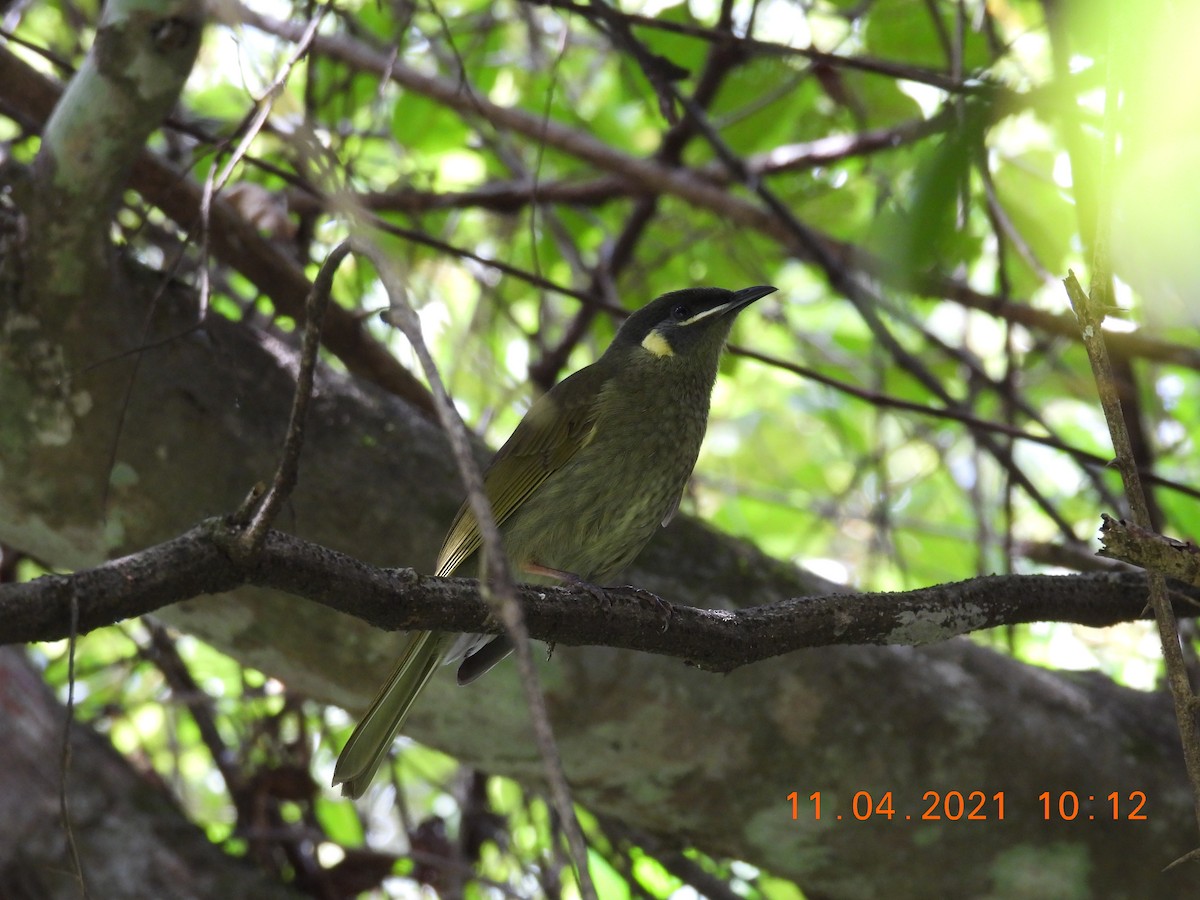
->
{"left": 1, "top": 519, "right": 1189, "bottom": 672}
{"left": 30, "top": 0, "right": 202, "bottom": 297}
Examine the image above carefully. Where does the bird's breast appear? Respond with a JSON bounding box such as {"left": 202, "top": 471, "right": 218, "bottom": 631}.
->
{"left": 500, "top": 372, "right": 711, "bottom": 583}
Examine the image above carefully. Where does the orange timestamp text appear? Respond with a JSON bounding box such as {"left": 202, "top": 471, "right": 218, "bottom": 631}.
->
{"left": 788, "top": 790, "right": 1148, "bottom": 822}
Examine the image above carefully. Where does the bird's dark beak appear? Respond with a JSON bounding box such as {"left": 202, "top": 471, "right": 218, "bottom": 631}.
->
{"left": 727, "top": 284, "right": 777, "bottom": 313}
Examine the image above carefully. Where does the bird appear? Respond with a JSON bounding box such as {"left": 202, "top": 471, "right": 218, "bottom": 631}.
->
{"left": 333, "top": 284, "right": 777, "bottom": 798}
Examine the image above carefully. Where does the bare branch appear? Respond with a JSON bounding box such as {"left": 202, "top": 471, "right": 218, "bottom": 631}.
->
{"left": 2, "top": 521, "right": 1190, "bottom": 671}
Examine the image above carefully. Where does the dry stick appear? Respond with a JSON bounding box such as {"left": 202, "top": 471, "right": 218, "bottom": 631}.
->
{"left": 235, "top": 240, "right": 352, "bottom": 555}
{"left": 1064, "top": 273, "right": 1200, "bottom": 851}
{"left": 360, "top": 242, "right": 598, "bottom": 900}
{"left": 1060, "top": 6, "right": 1200, "bottom": 854}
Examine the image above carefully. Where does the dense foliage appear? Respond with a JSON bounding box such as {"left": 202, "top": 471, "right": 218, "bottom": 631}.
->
{"left": 3, "top": 0, "right": 1200, "bottom": 896}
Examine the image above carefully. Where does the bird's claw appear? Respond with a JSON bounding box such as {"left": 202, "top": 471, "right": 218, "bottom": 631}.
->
{"left": 625, "top": 586, "right": 673, "bottom": 632}
{"left": 553, "top": 569, "right": 672, "bottom": 630}
{"left": 579, "top": 580, "right": 613, "bottom": 609}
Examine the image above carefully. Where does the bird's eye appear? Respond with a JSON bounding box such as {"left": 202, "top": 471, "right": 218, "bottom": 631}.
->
{"left": 671, "top": 304, "right": 690, "bottom": 321}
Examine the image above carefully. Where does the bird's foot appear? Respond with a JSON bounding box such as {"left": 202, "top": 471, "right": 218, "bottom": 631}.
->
{"left": 524, "top": 562, "right": 672, "bottom": 630}
{"left": 626, "top": 587, "right": 673, "bottom": 632}
{"left": 525, "top": 562, "right": 613, "bottom": 608}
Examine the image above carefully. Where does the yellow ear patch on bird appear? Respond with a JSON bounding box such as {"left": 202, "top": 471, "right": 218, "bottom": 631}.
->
{"left": 641, "top": 330, "right": 675, "bottom": 357}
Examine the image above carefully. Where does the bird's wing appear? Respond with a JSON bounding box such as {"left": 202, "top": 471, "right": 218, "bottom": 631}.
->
{"left": 435, "top": 365, "right": 606, "bottom": 577}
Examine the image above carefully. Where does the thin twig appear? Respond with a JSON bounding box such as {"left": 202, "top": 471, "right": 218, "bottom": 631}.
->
{"left": 236, "top": 240, "right": 352, "bottom": 555}
{"left": 1064, "top": 271, "right": 1200, "bottom": 838}
{"left": 197, "top": 7, "right": 327, "bottom": 320}
{"left": 1058, "top": 2, "right": 1200, "bottom": 845}
{"left": 542, "top": 0, "right": 998, "bottom": 94}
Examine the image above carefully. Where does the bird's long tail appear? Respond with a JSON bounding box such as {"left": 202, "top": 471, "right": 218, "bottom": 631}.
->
{"left": 332, "top": 630, "right": 447, "bottom": 798}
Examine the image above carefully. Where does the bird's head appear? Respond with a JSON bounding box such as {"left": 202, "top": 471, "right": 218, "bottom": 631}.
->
{"left": 612, "top": 285, "right": 777, "bottom": 365}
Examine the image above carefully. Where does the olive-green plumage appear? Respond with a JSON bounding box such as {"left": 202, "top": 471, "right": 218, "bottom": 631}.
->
{"left": 332, "top": 284, "right": 776, "bottom": 797}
